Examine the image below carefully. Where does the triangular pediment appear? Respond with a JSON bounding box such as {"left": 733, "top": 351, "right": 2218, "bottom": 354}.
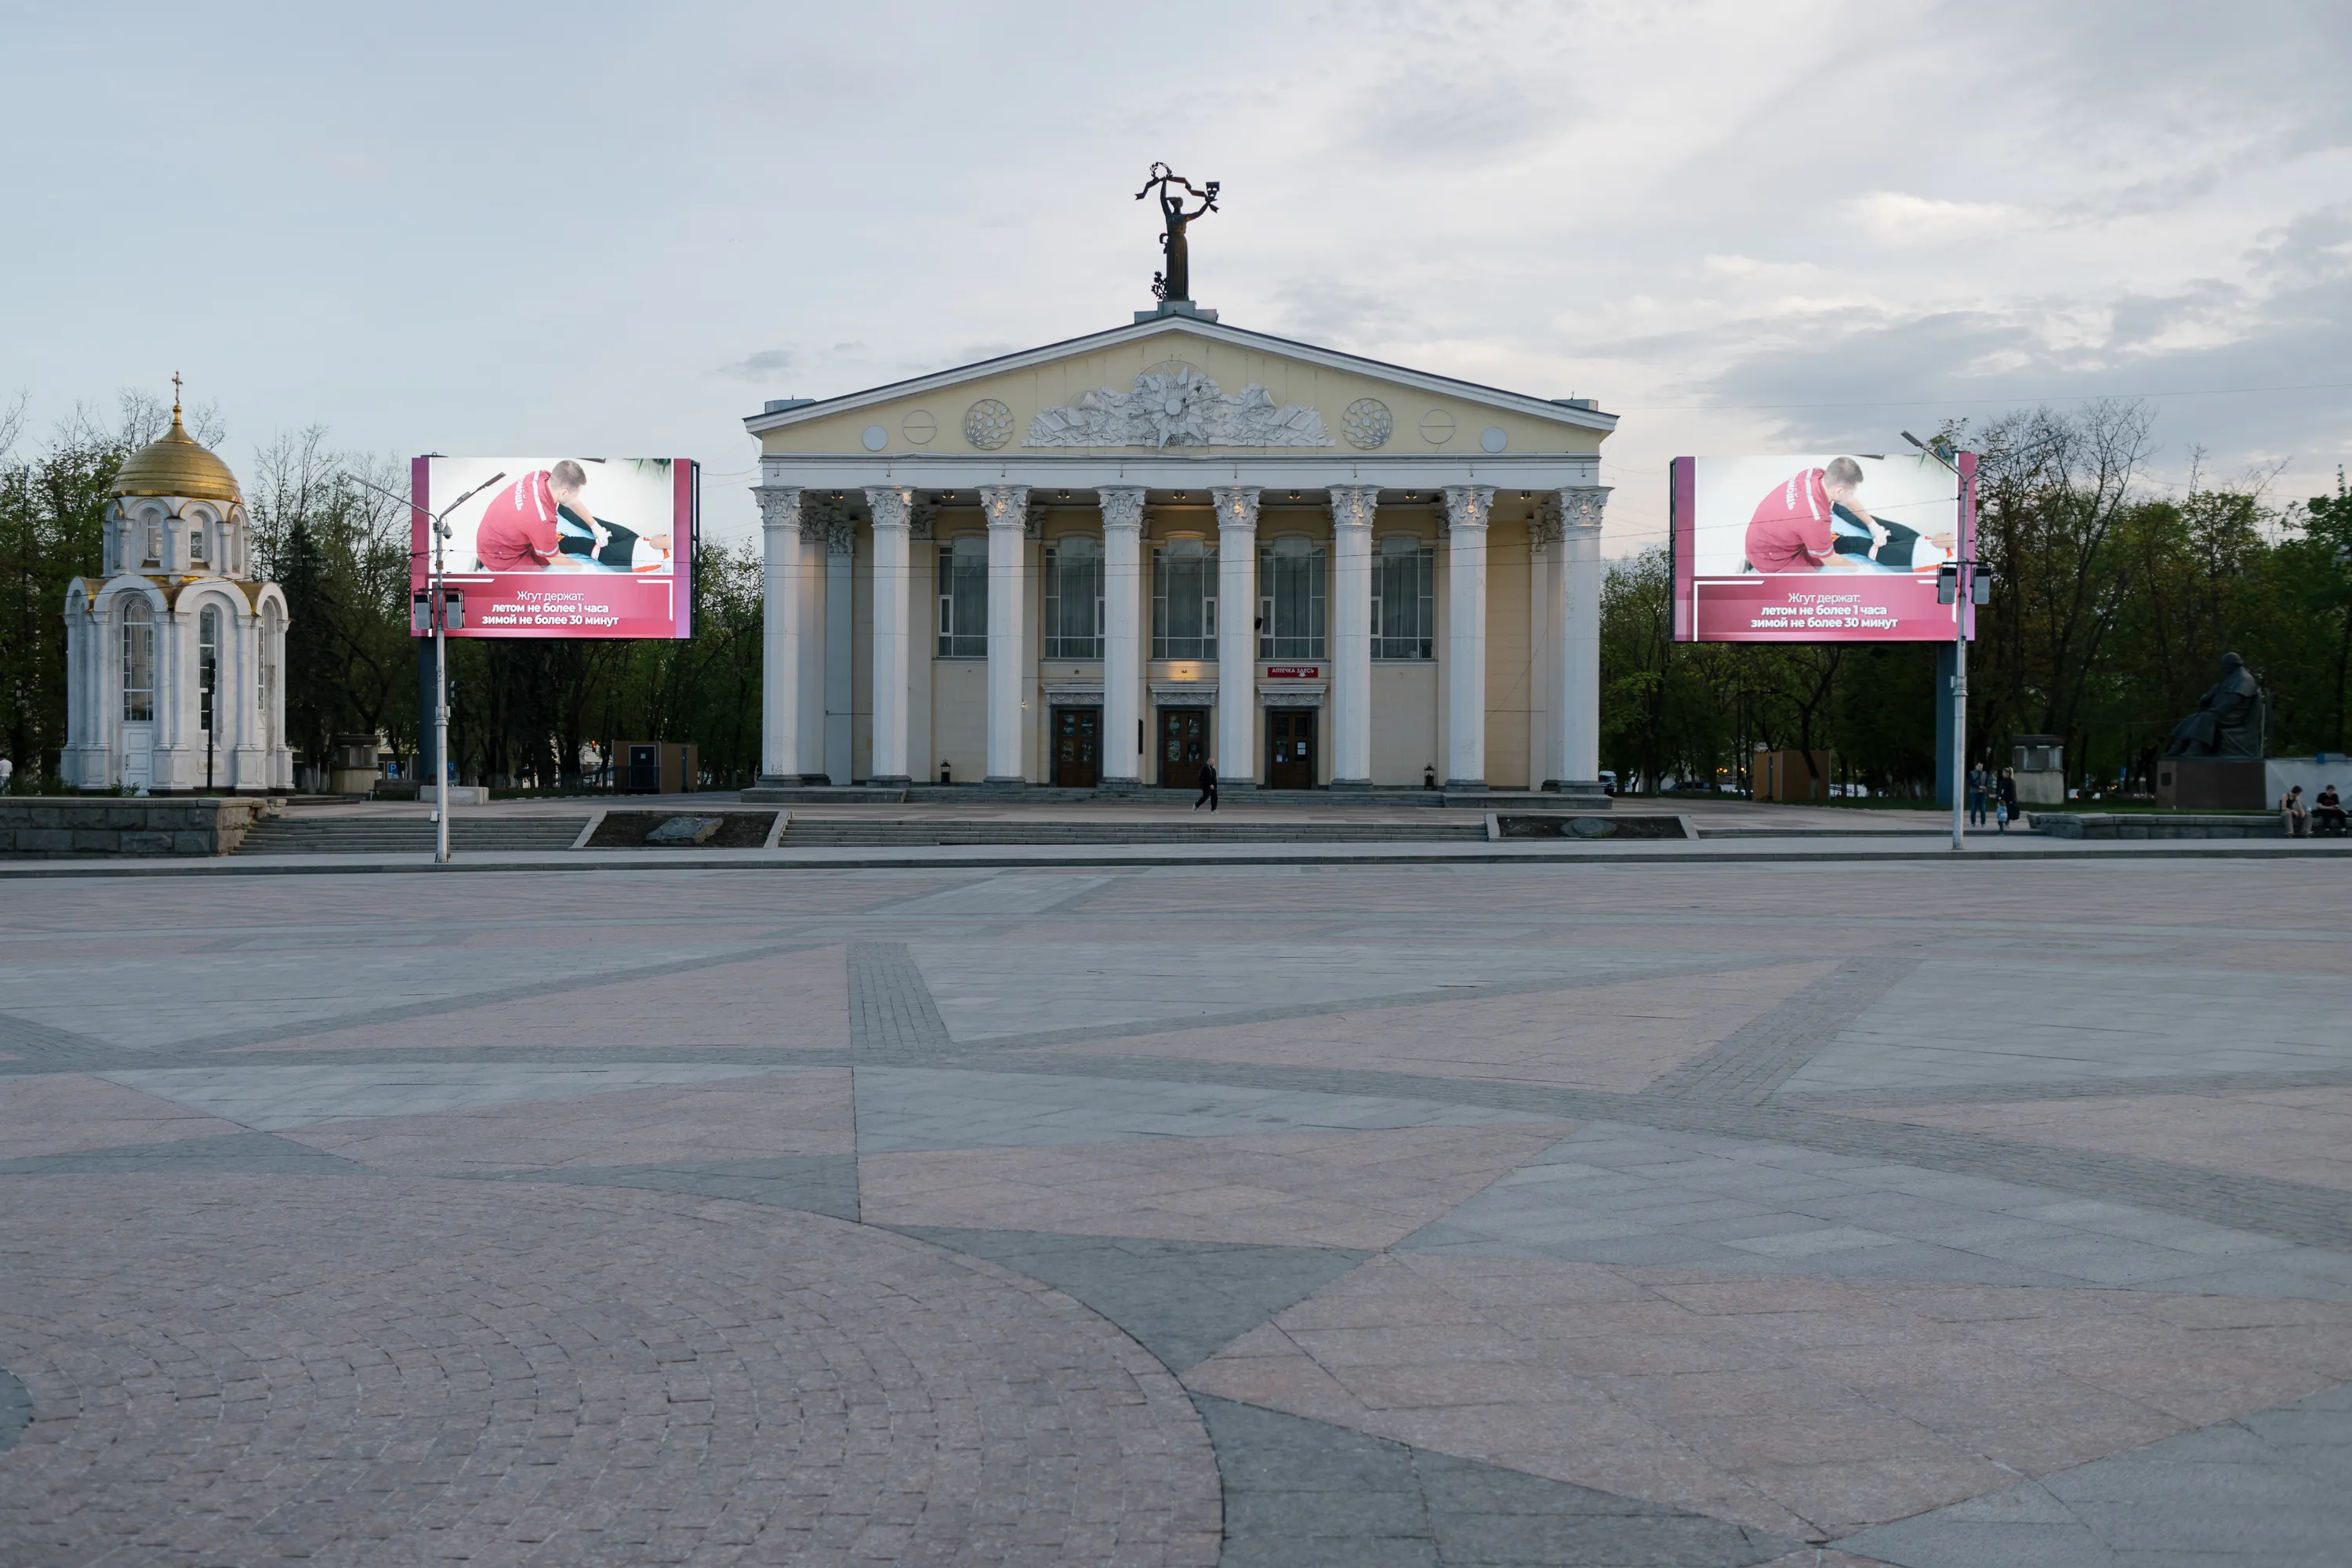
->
{"left": 746, "top": 318, "right": 1611, "bottom": 460}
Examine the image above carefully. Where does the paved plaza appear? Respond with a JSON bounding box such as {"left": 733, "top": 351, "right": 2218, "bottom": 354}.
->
{"left": 2, "top": 858, "right": 2350, "bottom": 1565}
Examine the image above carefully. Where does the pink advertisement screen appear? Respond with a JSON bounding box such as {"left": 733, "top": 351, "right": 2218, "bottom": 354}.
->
{"left": 409, "top": 456, "right": 695, "bottom": 640}
{"left": 1671, "top": 452, "right": 1974, "bottom": 643}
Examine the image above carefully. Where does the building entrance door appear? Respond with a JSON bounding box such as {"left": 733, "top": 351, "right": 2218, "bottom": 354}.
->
{"left": 1268, "top": 709, "right": 1316, "bottom": 789}
{"left": 1159, "top": 707, "right": 1209, "bottom": 789}
{"left": 1052, "top": 706, "right": 1101, "bottom": 789}
{"left": 120, "top": 723, "right": 154, "bottom": 792}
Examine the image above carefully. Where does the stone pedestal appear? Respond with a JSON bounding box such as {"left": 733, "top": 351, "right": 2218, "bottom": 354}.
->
{"left": 2155, "top": 757, "right": 2265, "bottom": 811}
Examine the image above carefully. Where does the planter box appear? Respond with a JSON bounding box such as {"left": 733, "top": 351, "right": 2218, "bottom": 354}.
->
{"left": 0, "top": 797, "right": 275, "bottom": 858}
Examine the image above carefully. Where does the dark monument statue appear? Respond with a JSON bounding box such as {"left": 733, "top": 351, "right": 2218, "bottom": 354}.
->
{"left": 1136, "top": 162, "right": 1219, "bottom": 303}
{"left": 2161, "top": 652, "right": 2264, "bottom": 758}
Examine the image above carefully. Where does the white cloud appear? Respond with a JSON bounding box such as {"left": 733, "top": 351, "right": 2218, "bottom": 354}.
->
{"left": 1840, "top": 192, "right": 2031, "bottom": 246}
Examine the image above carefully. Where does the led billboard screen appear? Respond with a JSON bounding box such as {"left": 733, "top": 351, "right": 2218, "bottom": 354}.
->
{"left": 410, "top": 456, "right": 696, "bottom": 640}
{"left": 1671, "top": 452, "right": 1974, "bottom": 642}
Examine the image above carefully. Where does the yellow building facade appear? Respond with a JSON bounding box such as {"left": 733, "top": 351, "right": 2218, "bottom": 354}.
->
{"left": 745, "top": 314, "right": 1610, "bottom": 794}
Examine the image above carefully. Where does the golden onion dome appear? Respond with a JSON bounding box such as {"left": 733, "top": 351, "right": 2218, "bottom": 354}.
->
{"left": 111, "top": 398, "right": 241, "bottom": 504}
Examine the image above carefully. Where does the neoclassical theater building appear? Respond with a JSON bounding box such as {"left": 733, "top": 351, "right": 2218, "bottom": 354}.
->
{"left": 748, "top": 310, "right": 1610, "bottom": 793}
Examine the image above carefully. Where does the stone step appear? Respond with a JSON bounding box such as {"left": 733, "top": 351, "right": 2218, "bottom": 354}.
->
{"left": 235, "top": 817, "right": 590, "bottom": 855}
{"left": 779, "top": 818, "right": 1491, "bottom": 846}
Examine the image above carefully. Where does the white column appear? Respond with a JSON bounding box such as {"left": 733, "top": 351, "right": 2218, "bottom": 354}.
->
{"left": 1098, "top": 487, "right": 1146, "bottom": 786}
{"left": 1328, "top": 485, "right": 1377, "bottom": 787}
{"left": 1213, "top": 485, "right": 1260, "bottom": 785}
{"left": 755, "top": 485, "right": 803, "bottom": 784}
{"left": 979, "top": 484, "right": 1029, "bottom": 784}
{"left": 824, "top": 514, "right": 854, "bottom": 786}
{"left": 1443, "top": 485, "right": 1494, "bottom": 789}
{"left": 866, "top": 485, "right": 914, "bottom": 785}
{"left": 1554, "top": 487, "right": 1610, "bottom": 789}
{"left": 796, "top": 509, "right": 830, "bottom": 782}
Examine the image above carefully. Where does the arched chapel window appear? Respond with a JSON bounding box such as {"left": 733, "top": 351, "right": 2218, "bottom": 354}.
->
{"left": 199, "top": 607, "right": 221, "bottom": 734}
{"left": 121, "top": 599, "right": 155, "bottom": 721}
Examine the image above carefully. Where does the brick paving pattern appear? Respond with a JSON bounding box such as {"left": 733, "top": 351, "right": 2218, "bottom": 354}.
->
{"left": 3, "top": 856, "right": 2350, "bottom": 1563}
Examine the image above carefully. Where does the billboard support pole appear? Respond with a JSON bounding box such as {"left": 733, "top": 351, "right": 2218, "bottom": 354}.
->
{"left": 348, "top": 466, "right": 505, "bottom": 866}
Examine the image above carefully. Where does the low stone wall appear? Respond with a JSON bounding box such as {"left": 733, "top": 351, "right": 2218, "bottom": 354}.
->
{"left": 0, "top": 797, "right": 278, "bottom": 858}
{"left": 2031, "top": 811, "right": 2283, "bottom": 840}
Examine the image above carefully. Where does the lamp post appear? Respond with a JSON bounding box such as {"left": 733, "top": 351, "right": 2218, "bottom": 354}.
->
{"left": 1907, "top": 434, "right": 1989, "bottom": 851}
{"left": 344, "top": 468, "right": 503, "bottom": 865}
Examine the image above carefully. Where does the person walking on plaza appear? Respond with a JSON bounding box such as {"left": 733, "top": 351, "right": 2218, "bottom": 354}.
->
{"left": 2281, "top": 783, "right": 2310, "bottom": 837}
{"left": 1194, "top": 755, "right": 1218, "bottom": 812}
{"left": 1996, "top": 767, "right": 2018, "bottom": 833}
{"left": 1968, "top": 758, "right": 1990, "bottom": 827}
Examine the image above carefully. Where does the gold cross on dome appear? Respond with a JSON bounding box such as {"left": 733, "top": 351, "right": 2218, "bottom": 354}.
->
{"left": 171, "top": 372, "right": 183, "bottom": 416}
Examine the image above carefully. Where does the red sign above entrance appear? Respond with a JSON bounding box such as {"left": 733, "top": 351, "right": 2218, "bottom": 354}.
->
{"left": 1263, "top": 666, "right": 1320, "bottom": 679}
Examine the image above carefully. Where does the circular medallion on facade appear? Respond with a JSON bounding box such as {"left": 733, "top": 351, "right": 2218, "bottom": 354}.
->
{"left": 902, "top": 409, "right": 938, "bottom": 446}
{"left": 1480, "top": 426, "right": 1508, "bottom": 453}
{"left": 964, "top": 399, "right": 1014, "bottom": 450}
{"left": 861, "top": 424, "right": 889, "bottom": 452}
{"left": 1419, "top": 408, "right": 1457, "bottom": 445}
{"left": 1342, "top": 397, "right": 1392, "bottom": 449}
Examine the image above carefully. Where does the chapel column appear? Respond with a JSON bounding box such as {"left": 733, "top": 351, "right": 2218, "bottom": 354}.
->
{"left": 755, "top": 485, "right": 804, "bottom": 784}
{"left": 1551, "top": 487, "right": 1610, "bottom": 789}
{"left": 1212, "top": 485, "right": 1260, "bottom": 785}
{"left": 1443, "top": 485, "right": 1494, "bottom": 789}
{"left": 1328, "top": 485, "right": 1378, "bottom": 787}
{"left": 978, "top": 484, "right": 1030, "bottom": 785}
{"left": 1098, "top": 486, "right": 1146, "bottom": 788}
{"left": 866, "top": 485, "right": 914, "bottom": 786}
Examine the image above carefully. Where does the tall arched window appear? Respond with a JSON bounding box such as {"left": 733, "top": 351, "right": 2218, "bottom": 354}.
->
{"left": 121, "top": 599, "right": 155, "bottom": 721}
{"left": 142, "top": 517, "right": 163, "bottom": 568}
{"left": 188, "top": 518, "right": 209, "bottom": 565}
{"left": 198, "top": 607, "right": 221, "bottom": 734}
{"left": 1043, "top": 535, "right": 1103, "bottom": 659}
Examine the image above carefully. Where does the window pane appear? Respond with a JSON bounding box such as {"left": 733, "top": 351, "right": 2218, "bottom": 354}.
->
{"left": 122, "top": 601, "right": 154, "bottom": 721}
{"left": 1374, "top": 545, "right": 1434, "bottom": 659}
{"left": 1257, "top": 546, "right": 1327, "bottom": 659}
{"left": 938, "top": 540, "right": 986, "bottom": 657}
{"left": 1151, "top": 543, "right": 1217, "bottom": 659}
{"left": 1044, "top": 540, "right": 1103, "bottom": 659}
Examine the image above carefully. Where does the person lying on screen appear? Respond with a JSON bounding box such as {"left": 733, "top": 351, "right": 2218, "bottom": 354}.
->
{"left": 1744, "top": 457, "right": 1950, "bottom": 573}
{"left": 474, "top": 460, "right": 670, "bottom": 572}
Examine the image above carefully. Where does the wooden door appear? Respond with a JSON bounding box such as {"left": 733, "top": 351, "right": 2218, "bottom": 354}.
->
{"left": 1268, "top": 710, "right": 1316, "bottom": 789}
{"left": 1159, "top": 708, "right": 1208, "bottom": 789}
{"left": 1053, "top": 707, "right": 1101, "bottom": 789}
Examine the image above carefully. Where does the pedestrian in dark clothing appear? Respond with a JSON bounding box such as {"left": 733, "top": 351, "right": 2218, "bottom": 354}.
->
{"left": 1194, "top": 757, "right": 1218, "bottom": 812}
{"left": 1967, "top": 760, "right": 1990, "bottom": 827}
{"left": 1996, "top": 768, "right": 2018, "bottom": 833}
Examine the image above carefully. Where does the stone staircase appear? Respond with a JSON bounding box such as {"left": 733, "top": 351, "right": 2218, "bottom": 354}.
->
{"left": 234, "top": 815, "right": 590, "bottom": 855}
{"left": 778, "top": 816, "right": 1491, "bottom": 847}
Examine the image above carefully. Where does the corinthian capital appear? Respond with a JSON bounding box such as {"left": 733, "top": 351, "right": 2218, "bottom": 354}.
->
{"left": 754, "top": 485, "right": 804, "bottom": 534}
{"left": 1559, "top": 486, "right": 1610, "bottom": 533}
{"left": 1097, "top": 486, "right": 1147, "bottom": 533}
{"left": 1210, "top": 485, "right": 1260, "bottom": 536}
{"left": 866, "top": 485, "right": 914, "bottom": 532}
{"left": 1440, "top": 485, "right": 1495, "bottom": 534}
{"left": 1327, "top": 485, "right": 1379, "bottom": 532}
{"left": 978, "top": 485, "right": 1029, "bottom": 530}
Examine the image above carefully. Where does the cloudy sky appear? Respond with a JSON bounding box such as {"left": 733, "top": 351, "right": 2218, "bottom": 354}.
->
{"left": 6, "top": 1, "right": 2347, "bottom": 553}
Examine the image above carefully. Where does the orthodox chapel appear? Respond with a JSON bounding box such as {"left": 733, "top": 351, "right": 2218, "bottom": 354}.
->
{"left": 62, "top": 390, "right": 292, "bottom": 793}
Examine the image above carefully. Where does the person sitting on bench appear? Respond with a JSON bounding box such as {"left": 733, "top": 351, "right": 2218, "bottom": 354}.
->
{"left": 2314, "top": 784, "right": 2347, "bottom": 836}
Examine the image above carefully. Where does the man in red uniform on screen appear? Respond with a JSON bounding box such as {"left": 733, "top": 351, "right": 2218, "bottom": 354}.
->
{"left": 473, "top": 461, "right": 672, "bottom": 572}
{"left": 474, "top": 460, "right": 590, "bottom": 572}
{"left": 1744, "top": 456, "right": 1870, "bottom": 573}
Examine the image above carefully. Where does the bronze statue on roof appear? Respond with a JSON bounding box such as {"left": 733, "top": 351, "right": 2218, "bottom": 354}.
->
{"left": 1137, "top": 163, "right": 1219, "bottom": 303}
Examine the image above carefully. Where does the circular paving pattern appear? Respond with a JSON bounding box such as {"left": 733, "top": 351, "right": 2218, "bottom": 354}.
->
{"left": 0, "top": 1176, "right": 1218, "bottom": 1566}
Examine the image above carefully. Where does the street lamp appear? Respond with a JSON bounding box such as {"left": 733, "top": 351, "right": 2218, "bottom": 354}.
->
{"left": 345, "top": 468, "right": 503, "bottom": 865}
{"left": 1905, "top": 433, "right": 1991, "bottom": 851}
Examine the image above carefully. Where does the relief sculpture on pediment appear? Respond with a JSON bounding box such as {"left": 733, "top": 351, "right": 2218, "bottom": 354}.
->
{"left": 1025, "top": 363, "right": 1334, "bottom": 449}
